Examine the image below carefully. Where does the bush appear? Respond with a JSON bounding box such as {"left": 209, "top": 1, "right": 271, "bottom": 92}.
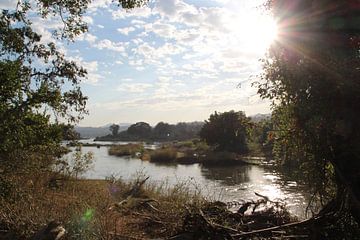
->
{"left": 150, "top": 148, "right": 177, "bottom": 163}
{"left": 108, "top": 144, "right": 144, "bottom": 157}
{"left": 55, "top": 149, "right": 94, "bottom": 179}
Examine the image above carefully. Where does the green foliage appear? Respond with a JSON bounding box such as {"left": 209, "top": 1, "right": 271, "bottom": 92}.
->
{"left": 55, "top": 149, "right": 94, "bottom": 179}
{"left": 200, "top": 111, "right": 250, "bottom": 154}
{"left": 259, "top": 0, "right": 360, "bottom": 222}
{"left": 0, "top": 0, "right": 148, "bottom": 163}
{"left": 0, "top": 2, "right": 88, "bottom": 162}
{"left": 248, "top": 118, "right": 274, "bottom": 157}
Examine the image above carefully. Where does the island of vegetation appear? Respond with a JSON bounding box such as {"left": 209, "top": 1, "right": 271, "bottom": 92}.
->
{"left": 103, "top": 111, "right": 273, "bottom": 166}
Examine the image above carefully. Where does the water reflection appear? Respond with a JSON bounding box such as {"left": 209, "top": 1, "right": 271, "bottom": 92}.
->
{"left": 201, "top": 165, "right": 252, "bottom": 185}
{"left": 67, "top": 145, "right": 311, "bottom": 218}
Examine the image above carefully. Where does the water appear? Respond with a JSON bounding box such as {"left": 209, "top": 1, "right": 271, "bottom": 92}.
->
{"left": 66, "top": 140, "right": 312, "bottom": 218}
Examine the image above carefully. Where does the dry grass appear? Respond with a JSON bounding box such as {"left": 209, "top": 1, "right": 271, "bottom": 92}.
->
{"left": 0, "top": 170, "right": 205, "bottom": 240}
{"left": 108, "top": 143, "right": 144, "bottom": 157}
{"left": 149, "top": 148, "right": 177, "bottom": 163}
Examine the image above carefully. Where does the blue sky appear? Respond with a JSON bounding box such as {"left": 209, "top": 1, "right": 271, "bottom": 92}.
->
{"left": 1, "top": 0, "right": 277, "bottom": 126}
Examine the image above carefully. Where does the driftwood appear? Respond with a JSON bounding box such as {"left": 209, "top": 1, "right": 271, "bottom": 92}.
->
{"left": 124, "top": 176, "right": 150, "bottom": 198}
{"left": 231, "top": 218, "right": 315, "bottom": 238}
{"left": 32, "top": 221, "right": 65, "bottom": 240}
{"left": 170, "top": 193, "right": 304, "bottom": 240}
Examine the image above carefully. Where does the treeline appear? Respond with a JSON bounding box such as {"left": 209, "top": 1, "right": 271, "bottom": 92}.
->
{"left": 95, "top": 121, "right": 204, "bottom": 142}
{"left": 199, "top": 110, "right": 273, "bottom": 157}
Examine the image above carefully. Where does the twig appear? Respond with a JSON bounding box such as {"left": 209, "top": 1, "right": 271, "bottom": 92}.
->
{"left": 199, "top": 209, "right": 240, "bottom": 234}
{"left": 231, "top": 217, "right": 316, "bottom": 238}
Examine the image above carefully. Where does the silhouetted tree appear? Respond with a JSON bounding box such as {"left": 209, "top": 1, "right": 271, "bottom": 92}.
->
{"left": 110, "top": 124, "right": 120, "bottom": 136}
{"left": 200, "top": 111, "right": 250, "bottom": 154}
{"left": 153, "top": 122, "right": 172, "bottom": 139}
{"left": 260, "top": 0, "right": 360, "bottom": 223}
{"left": 127, "top": 122, "right": 152, "bottom": 138}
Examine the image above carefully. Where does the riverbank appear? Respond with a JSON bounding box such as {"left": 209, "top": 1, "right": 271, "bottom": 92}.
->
{"left": 2, "top": 172, "right": 356, "bottom": 240}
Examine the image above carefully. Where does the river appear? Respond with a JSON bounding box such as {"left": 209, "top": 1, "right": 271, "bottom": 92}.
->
{"left": 66, "top": 140, "right": 313, "bottom": 218}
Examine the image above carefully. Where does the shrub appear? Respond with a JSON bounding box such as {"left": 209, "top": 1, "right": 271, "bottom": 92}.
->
{"left": 55, "top": 149, "right": 94, "bottom": 179}
{"left": 108, "top": 144, "right": 144, "bottom": 157}
{"left": 150, "top": 148, "right": 177, "bottom": 163}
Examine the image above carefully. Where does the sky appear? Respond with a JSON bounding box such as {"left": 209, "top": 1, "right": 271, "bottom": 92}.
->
{"left": 1, "top": 0, "right": 277, "bottom": 126}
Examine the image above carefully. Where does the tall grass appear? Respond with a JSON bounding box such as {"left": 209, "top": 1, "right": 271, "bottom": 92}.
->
{"left": 149, "top": 148, "right": 177, "bottom": 162}
{"left": 108, "top": 143, "right": 144, "bottom": 157}
{"left": 0, "top": 168, "right": 207, "bottom": 239}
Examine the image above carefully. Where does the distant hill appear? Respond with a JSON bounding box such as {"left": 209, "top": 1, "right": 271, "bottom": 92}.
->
{"left": 75, "top": 123, "right": 131, "bottom": 138}
{"left": 250, "top": 113, "right": 271, "bottom": 123}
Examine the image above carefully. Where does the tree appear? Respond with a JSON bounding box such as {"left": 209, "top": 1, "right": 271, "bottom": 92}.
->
{"left": 259, "top": 0, "right": 360, "bottom": 223}
{"left": 200, "top": 111, "right": 250, "bottom": 154}
{"left": 127, "top": 122, "right": 152, "bottom": 138}
{"left": 110, "top": 124, "right": 120, "bottom": 136}
{"left": 153, "top": 122, "right": 172, "bottom": 139}
{"left": 0, "top": 0, "right": 148, "bottom": 166}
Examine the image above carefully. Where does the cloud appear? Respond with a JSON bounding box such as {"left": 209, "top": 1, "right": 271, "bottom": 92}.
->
{"left": 76, "top": 33, "right": 97, "bottom": 43}
{"left": 117, "top": 83, "right": 153, "bottom": 93}
{"left": 95, "top": 39, "right": 127, "bottom": 53}
{"left": 88, "top": 0, "right": 112, "bottom": 12}
{"left": 117, "top": 26, "right": 136, "bottom": 35}
{"left": 83, "top": 16, "right": 94, "bottom": 25}
{"left": 0, "top": 0, "right": 17, "bottom": 9}
{"left": 111, "top": 7, "right": 152, "bottom": 20}
{"left": 69, "top": 57, "right": 103, "bottom": 85}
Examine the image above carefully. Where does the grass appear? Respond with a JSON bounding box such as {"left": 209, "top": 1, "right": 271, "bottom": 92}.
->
{"left": 149, "top": 148, "right": 178, "bottom": 163}
{"left": 108, "top": 143, "right": 144, "bottom": 157}
{"left": 0, "top": 169, "right": 205, "bottom": 240}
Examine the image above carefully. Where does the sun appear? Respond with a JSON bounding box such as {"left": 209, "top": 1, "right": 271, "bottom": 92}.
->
{"left": 231, "top": 10, "right": 278, "bottom": 55}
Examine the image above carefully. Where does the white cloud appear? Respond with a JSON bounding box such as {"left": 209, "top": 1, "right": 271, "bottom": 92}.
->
{"left": 117, "top": 26, "right": 136, "bottom": 35}
{"left": 95, "top": 39, "right": 127, "bottom": 52}
{"left": 88, "top": 0, "right": 112, "bottom": 12}
{"left": 0, "top": 0, "right": 17, "bottom": 9}
{"left": 69, "top": 57, "right": 103, "bottom": 85}
{"left": 76, "top": 33, "right": 97, "bottom": 43}
{"left": 117, "top": 83, "right": 153, "bottom": 93}
{"left": 83, "top": 16, "right": 94, "bottom": 25}
{"left": 111, "top": 7, "right": 152, "bottom": 20}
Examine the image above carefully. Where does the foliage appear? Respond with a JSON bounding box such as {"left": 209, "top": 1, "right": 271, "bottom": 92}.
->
{"left": 0, "top": 0, "right": 150, "bottom": 158}
{"left": 153, "top": 121, "right": 172, "bottom": 139}
{"left": 127, "top": 121, "right": 152, "bottom": 138}
{"left": 200, "top": 111, "right": 250, "bottom": 154}
{"left": 55, "top": 149, "right": 94, "bottom": 179}
{"left": 109, "top": 124, "right": 120, "bottom": 136}
{"left": 0, "top": 8, "right": 87, "bottom": 157}
{"left": 61, "top": 124, "right": 80, "bottom": 141}
{"left": 259, "top": 0, "right": 360, "bottom": 223}
{"left": 248, "top": 118, "right": 274, "bottom": 157}
{"left": 96, "top": 121, "right": 204, "bottom": 141}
